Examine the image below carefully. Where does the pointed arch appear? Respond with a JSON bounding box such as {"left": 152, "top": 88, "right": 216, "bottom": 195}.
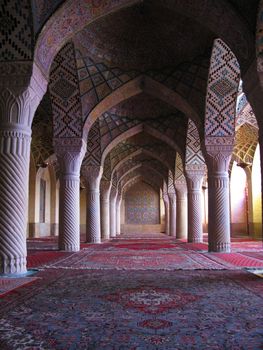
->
{"left": 84, "top": 76, "right": 200, "bottom": 133}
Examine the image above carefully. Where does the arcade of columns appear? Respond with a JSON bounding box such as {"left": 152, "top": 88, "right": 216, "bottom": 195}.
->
{"left": 0, "top": 0, "right": 263, "bottom": 275}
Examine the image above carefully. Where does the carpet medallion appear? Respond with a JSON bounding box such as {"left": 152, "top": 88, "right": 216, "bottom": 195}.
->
{"left": 0, "top": 270, "right": 262, "bottom": 349}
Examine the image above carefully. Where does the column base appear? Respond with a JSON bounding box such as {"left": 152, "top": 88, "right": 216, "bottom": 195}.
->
{"left": 59, "top": 244, "right": 80, "bottom": 252}
{"left": 188, "top": 238, "right": 203, "bottom": 243}
{"left": 209, "top": 242, "right": 230, "bottom": 253}
{"left": 86, "top": 239, "right": 101, "bottom": 244}
{"left": 0, "top": 256, "right": 27, "bottom": 275}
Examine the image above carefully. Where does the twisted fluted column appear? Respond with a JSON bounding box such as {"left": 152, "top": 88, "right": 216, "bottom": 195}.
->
{"left": 162, "top": 193, "right": 170, "bottom": 235}
{"left": 185, "top": 169, "right": 205, "bottom": 243}
{"left": 175, "top": 182, "right": 188, "bottom": 239}
{"left": 55, "top": 139, "right": 86, "bottom": 251}
{"left": 0, "top": 129, "right": 31, "bottom": 273}
{"left": 0, "top": 63, "right": 47, "bottom": 274}
{"left": 168, "top": 192, "right": 176, "bottom": 237}
{"left": 100, "top": 179, "right": 112, "bottom": 240}
{"left": 110, "top": 187, "right": 118, "bottom": 238}
{"left": 206, "top": 144, "right": 233, "bottom": 252}
{"left": 116, "top": 192, "right": 122, "bottom": 236}
{"left": 83, "top": 165, "right": 103, "bottom": 243}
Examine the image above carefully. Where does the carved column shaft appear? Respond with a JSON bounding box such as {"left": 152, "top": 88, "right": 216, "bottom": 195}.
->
{"left": 206, "top": 144, "right": 233, "bottom": 252}
{"left": 186, "top": 169, "right": 204, "bottom": 243}
{"left": 0, "top": 63, "right": 47, "bottom": 274}
{"left": 100, "top": 180, "right": 111, "bottom": 240}
{"left": 162, "top": 194, "right": 170, "bottom": 235}
{"left": 83, "top": 165, "right": 103, "bottom": 243}
{"left": 110, "top": 188, "right": 118, "bottom": 238}
{"left": 0, "top": 130, "right": 31, "bottom": 274}
{"left": 168, "top": 193, "right": 176, "bottom": 237}
{"left": 116, "top": 194, "right": 122, "bottom": 236}
{"left": 175, "top": 183, "right": 188, "bottom": 239}
{"left": 55, "top": 139, "right": 86, "bottom": 251}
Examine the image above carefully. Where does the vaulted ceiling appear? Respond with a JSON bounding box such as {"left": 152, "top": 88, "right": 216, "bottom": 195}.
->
{"left": 27, "top": 0, "right": 260, "bottom": 188}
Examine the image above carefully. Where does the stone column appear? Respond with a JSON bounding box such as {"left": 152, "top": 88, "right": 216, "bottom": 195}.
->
{"left": 82, "top": 165, "right": 103, "bottom": 243}
{"left": 185, "top": 168, "right": 205, "bottom": 243}
{"left": 168, "top": 192, "right": 176, "bottom": 237}
{"left": 206, "top": 144, "right": 233, "bottom": 252}
{"left": 116, "top": 190, "right": 122, "bottom": 236}
{"left": 0, "top": 63, "right": 47, "bottom": 274}
{"left": 162, "top": 193, "right": 170, "bottom": 235}
{"left": 55, "top": 139, "right": 86, "bottom": 251}
{"left": 110, "top": 187, "right": 118, "bottom": 238}
{"left": 175, "top": 182, "right": 188, "bottom": 239}
{"left": 100, "top": 179, "right": 111, "bottom": 240}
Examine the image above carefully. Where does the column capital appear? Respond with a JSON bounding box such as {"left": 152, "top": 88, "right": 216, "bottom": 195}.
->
{"left": 82, "top": 165, "right": 103, "bottom": 190}
{"left": 0, "top": 62, "right": 47, "bottom": 129}
{"left": 110, "top": 186, "right": 118, "bottom": 199}
{"left": 206, "top": 145, "right": 233, "bottom": 173}
{"left": 100, "top": 179, "right": 112, "bottom": 200}
{"left": 185, "top": 168, "right": 205, "bottom": 191}
{"left": 162, "top": 193, "right": 169, "bottom": 203}
{"left": 54, "top": 138, "right": 86, "bottom": 176}
{"left": 168, "top": 192, "right": 176, "bottom": 204}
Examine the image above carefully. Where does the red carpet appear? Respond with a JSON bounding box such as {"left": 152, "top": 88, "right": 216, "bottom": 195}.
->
{"left": 205, "top": 252, "right": 263, "bottom": 268}
{"left": 0, "top": 277, "right": 38, "bottom": 297}
{"left": 0, "top": 269, "right": 262, "bottom": 349}
{"left": 27, "top": 250, "right": 72, "bottom": 268}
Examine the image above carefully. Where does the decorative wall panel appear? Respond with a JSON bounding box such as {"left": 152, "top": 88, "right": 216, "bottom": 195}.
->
{"left": 205, "top": 38, "right": 240, "bottom": 138}
{"left": 49, "top": 42, "right": 83, "bottom": 138}
{"left": 125, "top": 181, "right": 160, "bottom": 225}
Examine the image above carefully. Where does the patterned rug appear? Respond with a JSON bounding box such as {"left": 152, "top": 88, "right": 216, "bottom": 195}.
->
{"left": 27, "top": 250, "right": 72, "bottom": 268}
{"left": 0, "top": 277, "right": 39, "bottom": 297}
{"left": 44, "top": 246, "right": 228, "bottom": 270}
{"left": 204, "top": 252, "right": 263, "bottom": 268}
{"left": 0, "top": 269, "right": 262, "bottom": 349}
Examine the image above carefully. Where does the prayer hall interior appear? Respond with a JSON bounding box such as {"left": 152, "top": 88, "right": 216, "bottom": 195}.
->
{"left": 0, "top": 0, "right": 262, "bottom": 348}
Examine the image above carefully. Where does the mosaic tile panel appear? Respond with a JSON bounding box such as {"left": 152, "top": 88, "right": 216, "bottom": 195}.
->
{"left": 236, "top": 93, "right": 258, "bottom": 129}
{"left": 31, "top": 0, "right": 64, "bottom": 33}
{"left": 75, "top": 50, "right": 137, "bottom": 118}
{"left": 83, "top": 120, "right": 101, "bottom": 166}
{"left": 49, "top": 42, "right": 83, "bottom": 138}
{"left": 99, "top": 111, "right": 186, "bottom": 163}
{"left": 31, "top": 92, "right": 54, "bottom": 166}
{"left": 167, "top": 170, "right": 175, "bottom": 193}
{"left": 147, "top": 55, "right": 210, "bottom": 117}
{"left": 125, "top": 181, "right": 160, "bottom": 225}
{"left": 185, "top": 119, "right": 205, "bottom": 165}
{"left": 205, "top": 39, "right": 240, "bottom": 137}
{"left": 174, "top": 153, "right": 185, "bottom": 182}
{"left": 103, "top": 154, "right": 112, "bottom": 181}
{"left": 110, "top": 142, "right": 139, "bottom": 170}
{"left": 0, "top": 0, "right": 33, "bottom": 61}
{"left": 35, "top": 0, "right": 133, "bottom": 73}
{"left": 116, "top": 160, "right": 140, "bottom": 183}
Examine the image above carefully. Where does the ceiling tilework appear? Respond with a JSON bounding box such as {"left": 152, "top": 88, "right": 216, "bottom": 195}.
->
{"left": 0, "top": 0, "right": 33, "bottom": 60}
{"left": 31, "top": 0, "right": 64, "bottom": 34}
{"left": 233, "top": 123, "right": 258, "bottom": 165}
{"left": 31, "top": 93, "right": 53, "bottom": 167}
{"left": 75, "top": 48, "right": 138, "bottom": 118}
